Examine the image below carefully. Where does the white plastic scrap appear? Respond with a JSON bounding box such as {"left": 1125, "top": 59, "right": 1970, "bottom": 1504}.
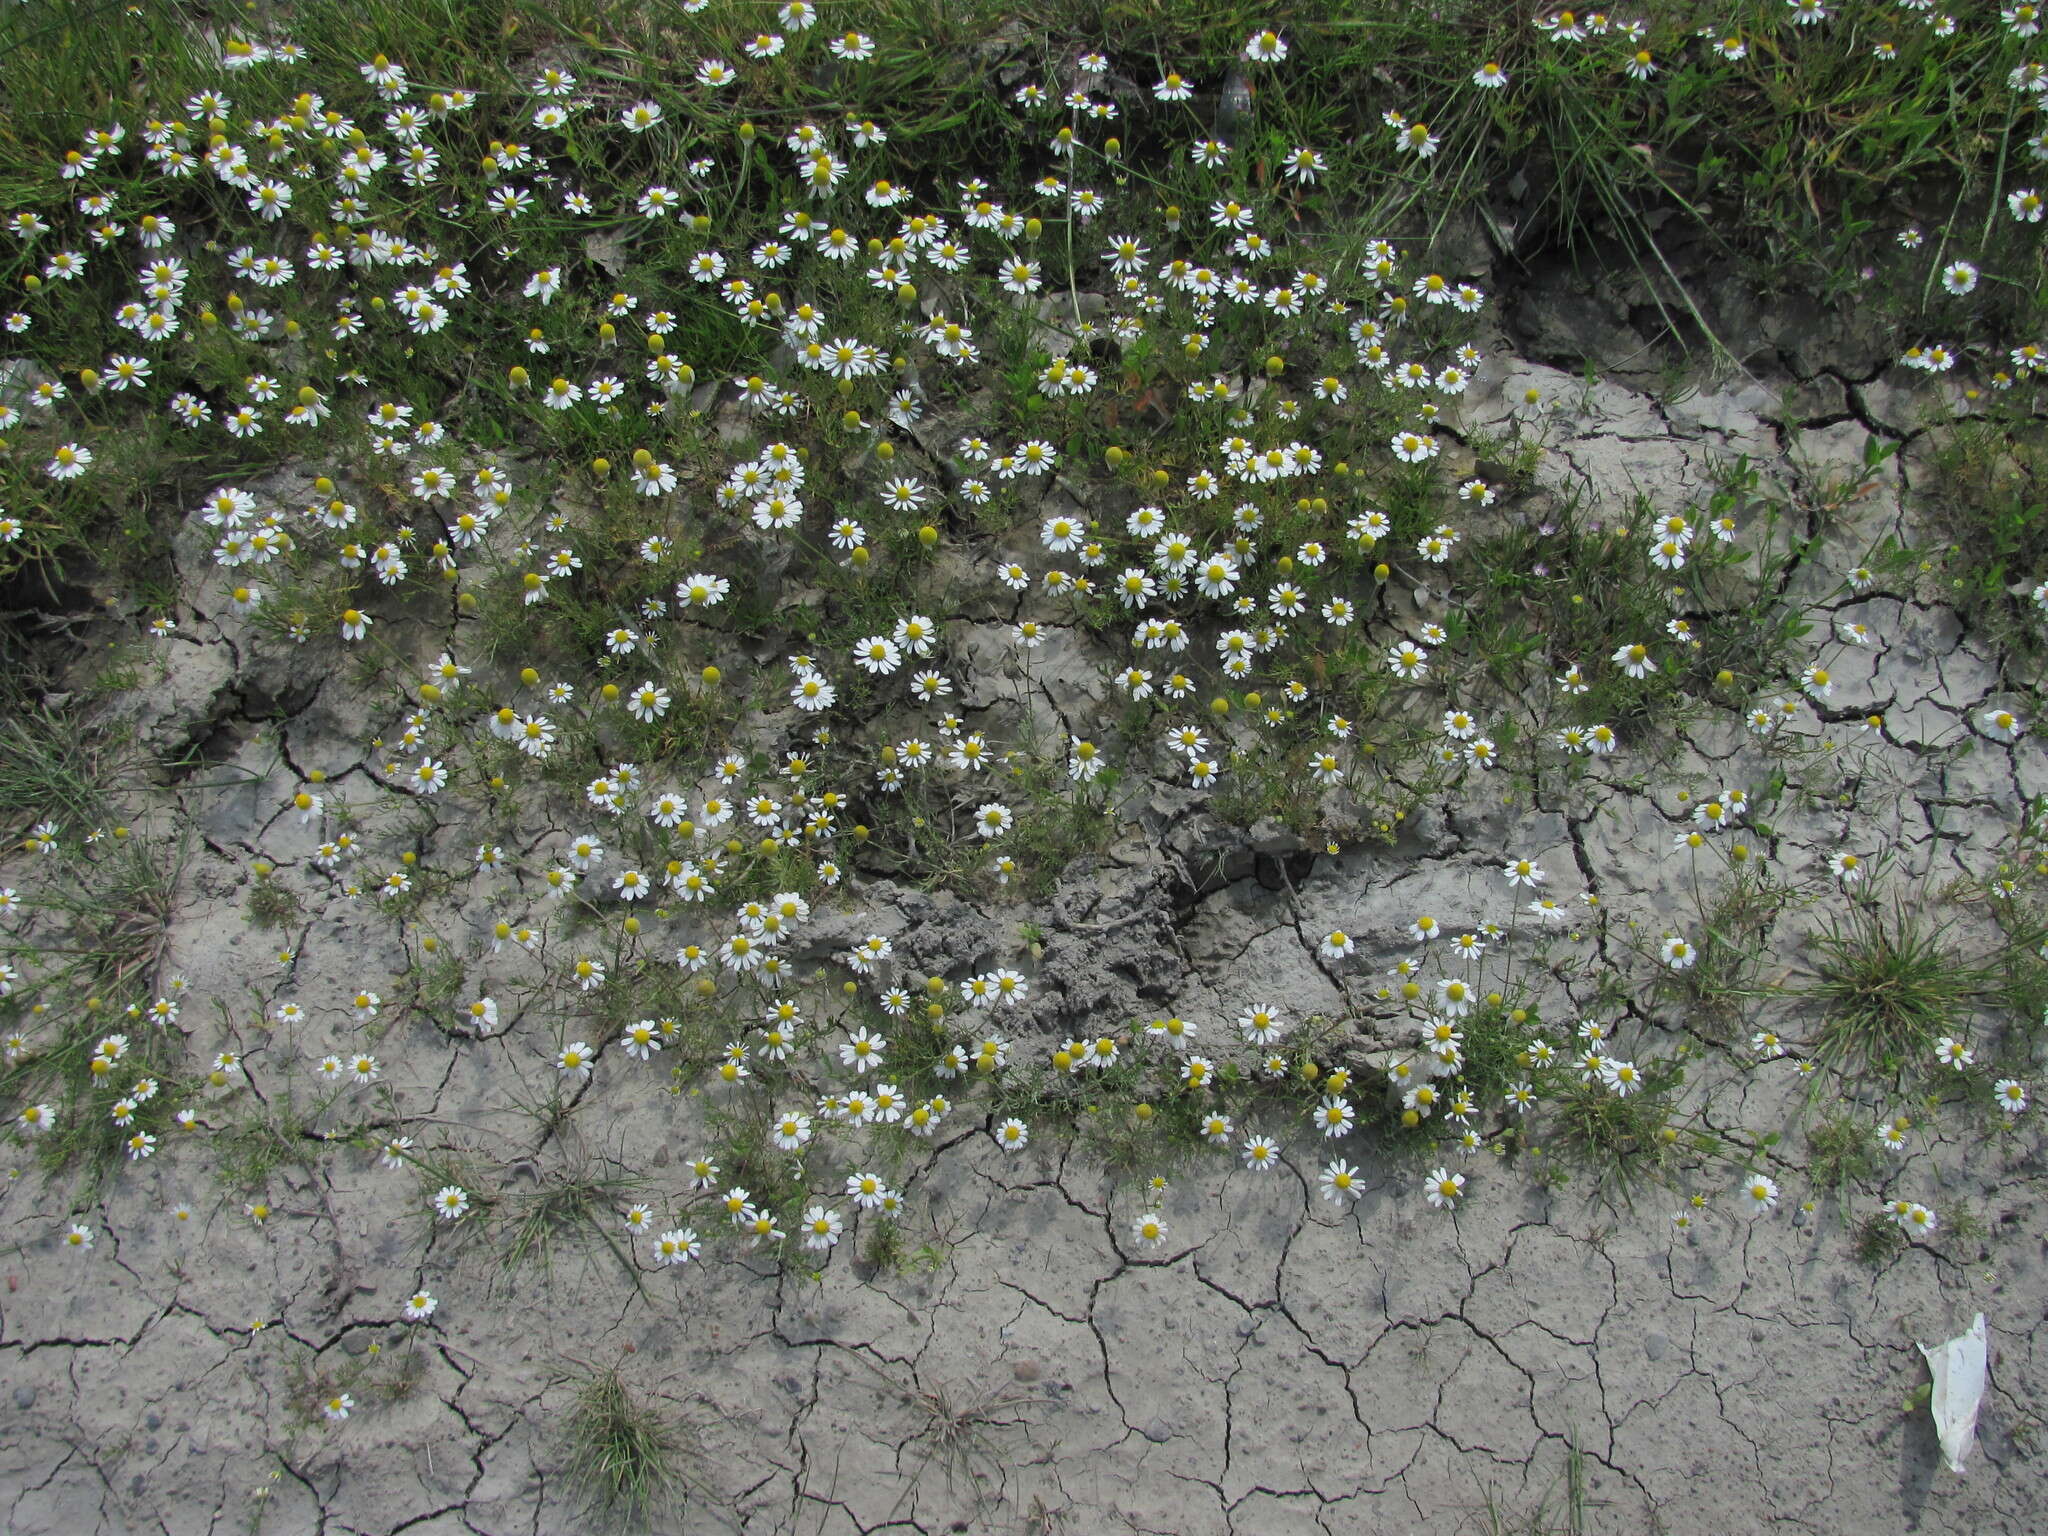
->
{"left": 1918, "top": 1312, "right": 1989, "bottom": 1475}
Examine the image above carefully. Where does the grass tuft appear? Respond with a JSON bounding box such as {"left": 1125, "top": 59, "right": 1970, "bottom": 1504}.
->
{"left": 499, "top": 1160, "right": 645, "bottom": 1284}
{"left": 0, "top": 708, "right": 122, "bottom": 834}
{"left": 562, "top": 1364, "right": 684, "bottom": 1529}
{"left": 1809, "top": 901, "right": 1986, "bottom": 1072}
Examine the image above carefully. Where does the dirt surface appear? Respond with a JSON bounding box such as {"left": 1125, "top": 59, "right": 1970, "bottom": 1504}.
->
{"left": 4, "top": 301, "right": 2045, "bottom": 1536}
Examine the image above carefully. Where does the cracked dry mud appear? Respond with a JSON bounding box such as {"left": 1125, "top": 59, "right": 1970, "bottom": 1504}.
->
{"left": 5, "top": 329, "right": 2045, "bottom": 1536}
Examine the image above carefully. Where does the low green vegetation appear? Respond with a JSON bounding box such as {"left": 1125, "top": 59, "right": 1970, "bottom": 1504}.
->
{"left": 0, "top": 0, "right": 2040, "bottom": 1462}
